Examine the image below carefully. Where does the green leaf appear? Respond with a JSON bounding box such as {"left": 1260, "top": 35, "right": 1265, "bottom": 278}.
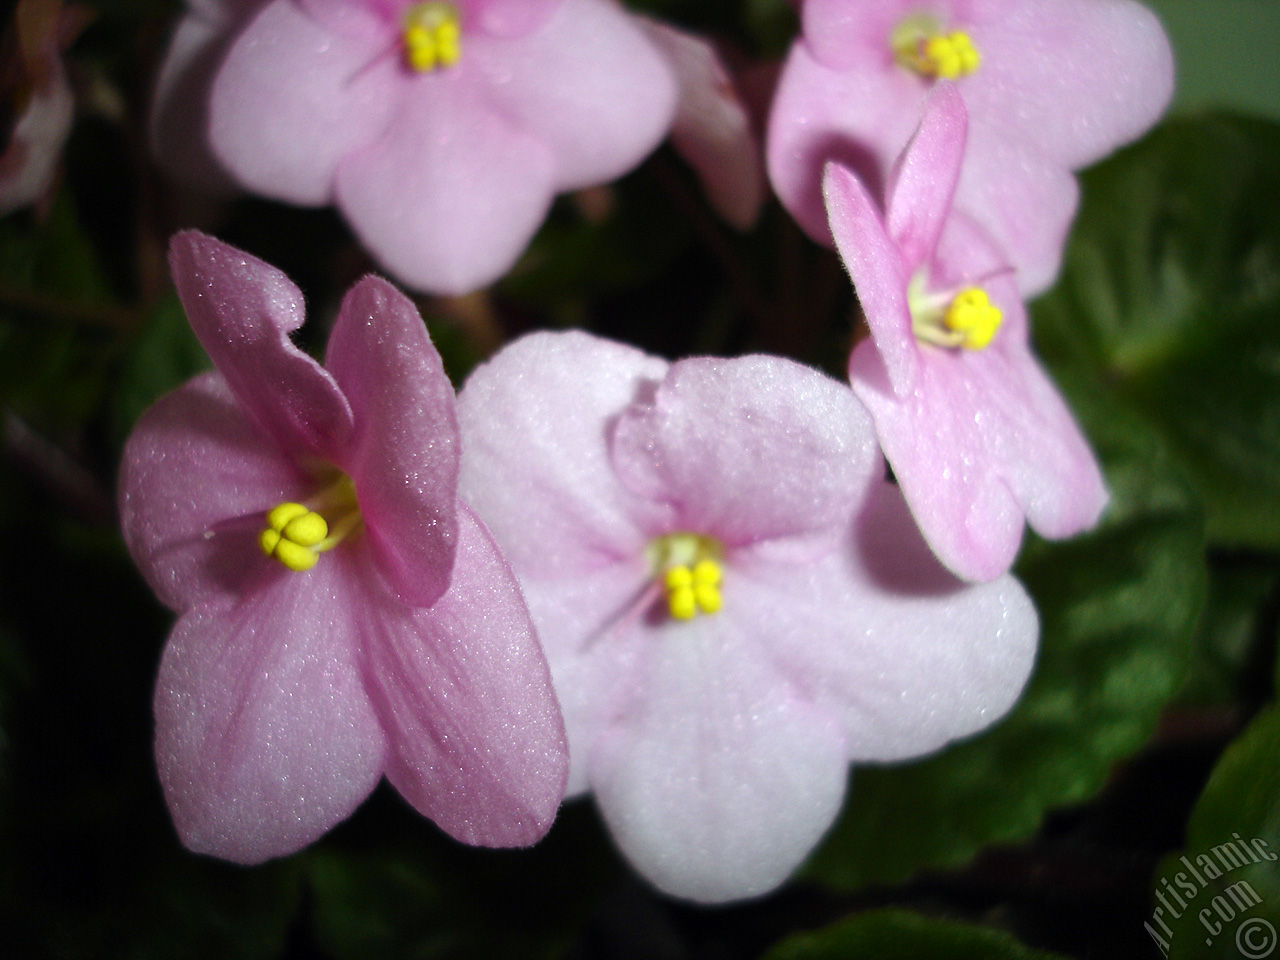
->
{"left": 1033, "top": 114, "right": 1280, "bottom": 548}
{"left": 761, "top": 910, "right": 1070, "bottom": 960}
{"left": 1179, "top": 562, "right": 1279, "bottom": 706}
{"left": 806, "top": 389, "right": 1205, "bottom": 889}
{"left": 1151, "top": 705, "right": 1280, "bottom": 960}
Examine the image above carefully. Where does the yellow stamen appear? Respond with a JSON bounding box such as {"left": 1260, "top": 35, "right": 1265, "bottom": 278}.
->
{"left": 943, "top": 287, "right": 1003, "bottom": 350}
{"left": 892, "top": 15, "right": 981, "bottom": 80}
{"left": 650, "top": 534, "right": 725, "bottom": 620}
{"left": 403, "top": 2, "right": 461, "bottom": 72}
{"left": 259, "top": 477, "right": 362, "bottom": 572}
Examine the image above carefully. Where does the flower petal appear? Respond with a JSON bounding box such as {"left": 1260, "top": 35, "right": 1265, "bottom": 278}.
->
{"left": 334, "top": 76, "right": 556, "bottom": 295}
{"left": 119, "top": 372, "right": 312, "bottom": 612}
{"left": 471, "top": 0, "right": 565, "bottom": 37}
{"left": 359, "top": 503, "right": 568, "bottom": 847}
{"left": 610, "top": 354, "right": 878, "bottom": 550}
{"left": 954, "top": 131, "right": 1079, "bottom": 297}
{"left": 324, "top": 275, "right": 459, "bottom": 608}
{"left": 964, "top": 0, "right": 1174, "bottom": 169}
{"left": 638, "top": 17, "right": 764, "bottom": 229}
{"left": 823, "top": 162, "right": 920, "bottom": 393}
{"left": 732, "top": 477, "right": 1038, "bottom": 760}
{"left": 154, "top": 555, "right": 386, "bottom": 864}
{"left": 169, "top": 231, "right": 355, "bottom": 463}
{"left": 471, "top": 0, "right": 676, "bottom": 192}
{"left": 800, "top": 0, "right": 914, "bottom": 71}
{"left": 210, "top": 0, "right": 399, "bottom": 205}
{"left": 517, "top": 559, "right": 653, "bottom": 796}
{"left": 457, "top": 331, "right": 671, "bottom": 574}
{"left": 767, "top": 38, "right": 918, "bottom": 243}
{"left": 885, "top": 82, "right": 966, "bottom": 270}
{"left": 588, "top": 613, "right": 848, "bottom": 903}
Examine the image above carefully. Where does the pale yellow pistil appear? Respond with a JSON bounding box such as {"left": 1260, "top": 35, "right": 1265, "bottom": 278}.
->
{"left": 403, "top": 1, "right": 461, "bottom": 72}
{"left": 909, "top": 274, "right": 1003, "bottom": 351}
{"left": 892, "top": 14, "right": 980, "bottom": 80}
{"left": 648, "top": 532, "right": 724, "bottom": 621}
{"left": 259, "top": 478, "right": 361, "bottom": 572}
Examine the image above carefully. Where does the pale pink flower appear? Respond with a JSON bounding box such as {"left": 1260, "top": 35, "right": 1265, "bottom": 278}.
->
{"left": 152, "top": 0, "right": 679, "bottom": 294}
{"left": 768, "top": 0, "right": 1173, "bottom": 295}
{"left": 119, "top": 231, "right": 567, "bottom": 863}
{"left": 457, "top": 329, "right": 1037, "bottom": 902}
{"left": 828, "top": 83, "right": 1107, "bottom": 582}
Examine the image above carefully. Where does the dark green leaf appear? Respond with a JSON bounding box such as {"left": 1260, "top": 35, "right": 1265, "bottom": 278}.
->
{"left": 806, "top": 389, "right": 1205, "bottom": 889}
{"left": 1152, "top": 705, "right": 1280, "bottom": 960}
{"left": 761, "top": 909, "right": 1070, "bottom": 960}
{"left": 1033, "top": 114, "right": 1280, "bottom": 548}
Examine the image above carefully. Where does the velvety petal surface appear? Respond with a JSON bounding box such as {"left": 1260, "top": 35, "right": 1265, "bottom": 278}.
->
{"left": 732, "top": 477, "right": 1038, "bottom": 759}
{"left": 470, "top": 0, "right": 564, "bottom": 37}
{"left": 210, "top": 0, "right": 399, "bottom": 205}
{"left": 636, "top": 17, "right": 764, "bottom": 229}
{"left": 588, "top": 613, "right": 848, "bottom": 903}
{"left": 471, "top": 0, "right": 676, "bottom": 192}
{"left": 154, "top": 555, "right": 386, "bottom": 864}
{"left": 334, "top": 76, "right": 556, "bottom": 295}
{"left": 610, "top": 355, "right": 877, "bottom": 549}
{"left": 823, "top": 162, "right": 919, "bottom": 393}
{"left": 800, "top": 0, "right": 915, "bottom": 70}
{"left": 359, "top": 503, "right": 568, "bottom": 847}
{"left": 964, "top": 0, "right": 1174, "bottom": 168}
{"left": 119, "top": 372, "right": 311, "bottom": 612}
{"left": 953, "top": 132, "right": 1079, "bottom": 296}
{"left": 169, "top": 231, "right": 355, "bottom": 464}
{"left": 457, "top": 331, "right": 671, "bottom": 574}
{"left": 517, "top": 559, "right": 654, "bottom": 796}
{"left": 325, "top": 276, "right": 459, "bottom": 608}
{"left": 767, "top": 39, "right": 918, "bottom": 243}
{"left": 885, "top": 82, "right": 966, "bottom": 270}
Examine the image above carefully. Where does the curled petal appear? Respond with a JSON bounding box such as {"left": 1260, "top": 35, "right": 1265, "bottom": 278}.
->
{"left": 169, "top": 231, "right": 355, "bottom": 463}
{"left": 325, "top": 276, "right": 459, "bottom": 608}
{"left": 154, "top": 557, "right": 385, "bottom": 864}
{"left": 610, "top": 354, "right": 878, "bottom": 550}
{"left": 360, "top": 504, "right": 568, "bottom": 847}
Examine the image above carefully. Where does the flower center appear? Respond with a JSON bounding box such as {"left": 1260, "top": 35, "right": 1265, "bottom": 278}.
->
{"left": 647, "top": 532, "right": 724, "bottom": 621}
{"left": 402, "top": 1, "right": 462, "bottom": 73}
{"left": 891, "top": 13, "right": 980, "bottom": 80}
{"left": 908, "top": 273, "right": 1003, "bottom": 351}
{"left": 259, "top": 475, "right": 361, "bottom": 572}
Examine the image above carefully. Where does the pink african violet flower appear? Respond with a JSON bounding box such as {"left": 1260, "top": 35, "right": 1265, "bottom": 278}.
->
{"left": 768, "top": 0, "right": 1174, "bottom": 295}
{"left": 456, "top": 329, "right": 1038, "bottom": 902}
{"left": 119, "top": 231, "right": 567, "bottom": 863}
{"left": 827, "top": 83, "right": 1107, "bottom": 583}
{"left": 152, "top": 0, "right": 678, "bottom": 294}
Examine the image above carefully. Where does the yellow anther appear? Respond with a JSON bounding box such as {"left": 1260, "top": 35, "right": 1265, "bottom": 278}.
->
{"left": 665, "top": 566, "right": 694, "bottom": 591}
{"left": 668, "top": 586, "right": 698, "bottom": 620}
{"left": 922, "top": 32, "right": 979, "bottom": 79}
{"left": 403, "top": 2, "right": 461, "bottom": 72}
{"left": 943, "top": 287, "right": 1003, "bottom": 350}
{"left": 692, "top": 558, "right": 721, "bottom": 587}
{"left": 260, "top": 502, "right": 331, "bottom": 572}
{"left": 693, "top": 582, "right": 722, "bottom": 614}
{"left": 893, "top": 15, "right": 981, "bottom": 80}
